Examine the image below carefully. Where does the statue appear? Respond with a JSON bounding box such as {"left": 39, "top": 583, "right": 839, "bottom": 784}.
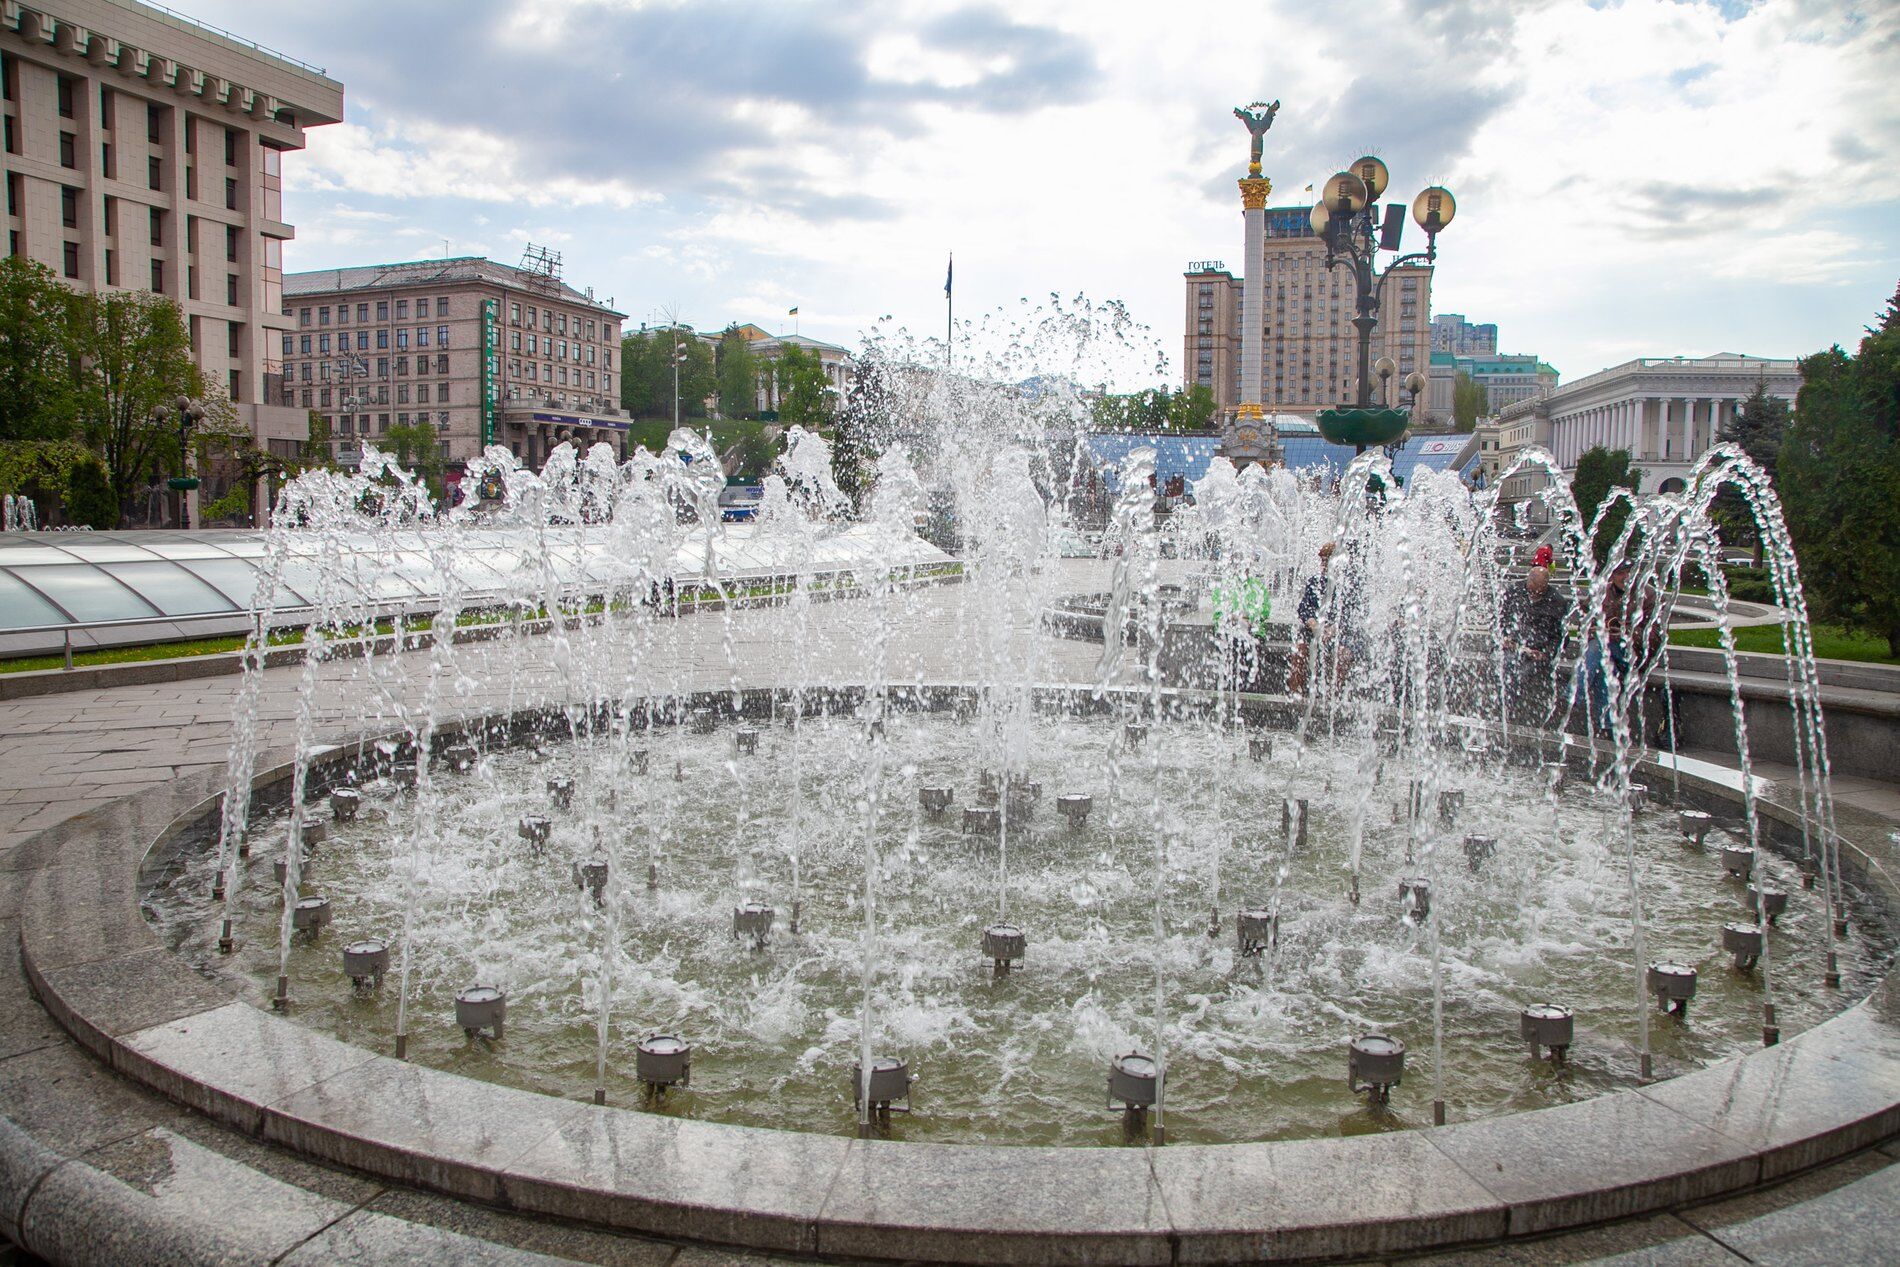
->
{"left": 1234, "top": 100, "right": 1281, "bottom": 171}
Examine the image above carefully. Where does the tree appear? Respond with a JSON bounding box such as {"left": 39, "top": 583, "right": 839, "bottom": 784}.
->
{"left": 62, "top": 454, "right": 117, "bottom": 529}
{"left": 679, "top": 336, "right": 716, "bottom": 420}
{"left": 303, "top": 410, "right": 337, "bottom": 469}
{"left": 0, "top": 256, "right": 79, "bottom": 444}
{"left": 1571, "top": 445, "right": 1640, "bottom": 566}
{"left": 384, "top": 417, "right": 445, "bottom": 503}
{"left": 716, "top": 328, "right": 760, "bottom": 420}
{"left": 68, "top": 289, "right": 202, "bottom": 527}
{"left": 832, "top": 357, "right": 896, "bottom": 513}
{"left": 1779, "top": 283, "right": 1900, "bottom": 655}
{"left": 1713, "top": 380, "right": 1794, "bottom": 562}
{"left": 723, "top": 423, "right": 777, "bottom": 480}
{"left": 1168, "top": 383, "right": 1218, "bottom": 431}
{"left": 1452, "top": 371, "right": 1487, "bottom": 432}
{"left": 774, "top": 344, "right": 835, "bottom": 429}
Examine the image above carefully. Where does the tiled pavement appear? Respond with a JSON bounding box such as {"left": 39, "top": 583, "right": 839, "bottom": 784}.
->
{"left": 2, "top": 564, "right": 1896, "bottom": 1265}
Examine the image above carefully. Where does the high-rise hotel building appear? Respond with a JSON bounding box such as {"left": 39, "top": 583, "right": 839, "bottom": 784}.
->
{"left": 2, "top": 0, "right": 343, "bottom": 465}
{"left": 1185, "top": 207, "right": 1432, "bottom": 417}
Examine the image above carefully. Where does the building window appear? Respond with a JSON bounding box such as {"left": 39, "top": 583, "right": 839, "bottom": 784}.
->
{"left": 318, "top": 333, "right": 331, "bottom": 354}
{"left": 225, "top": 225, "right": 239, "bottom": 262}
{"left": 58, "top": 132, "right": 76, "bottom": 169}
{"left": 319, "top": 306, "right": 331, "bottom": 326}
{"left": 62, "top": 241, "right": 79, "bottom": 279}
{"left": 397, "top": 384, "right": 410, "bottom": 404}
{"left": 151, "top": 259, "right": 164, "bottom": 293}
{"left": 417, "top": 384, "right": 430, "bottom": 404}
{"left": 3, "top": 116, "right": 15, "bottom": 156}
{"left": 435, "top": 354, "right": 447, "bottom": 374}
{"left": 336, "top": 302, "right": 349, "bottom": 324}
{"left": 510, "top": 302, "right": 520, "bottom": 324}
{"left": 357, "top": 303, "right": 368, "bottom": 322}
{"left": 226, "top": 274, "right": 237, "bottom": 306}
{"left": 299, "top": 363, "right": 311, "bottom": 382}
{"left": 437, "top": 325, "right": 448, "bottom": 346}
{"left": 417, "top": 297, "right": 430, "bottom": 318}
{"left": 224, "top": 128, "right": 237, "bottom": 167}
{"left": 395, "top": 356, "right": 408, "bottom": 376}
{"left": 395, "top": 299, "right": 408, "bottom": 319}
{"left": 356, "top": 331, "right": 368, "bottom": 351}
{"left": 511, "top": 332, "right": 521, "bottom": 351}
{"left": 396, "top": 329, "right": 409, "bottom": 349}
{"left": 376, "top": 329, "right": 389, "bottom": 349}
{"left": 417, "top": 327, "right": 430, "bottom": 347}
{"left": 376, "top": 300, "right": 389, "bottom": 321}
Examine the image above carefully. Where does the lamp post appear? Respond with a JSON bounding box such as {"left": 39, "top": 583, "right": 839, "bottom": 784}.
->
{"left": 672, "top": 333, "right": 688, "bottom": 429}
{"left": 158, "top": 394, "right": 206, "bottom": 529}
{"left": 1310, "top": 156, "right": 1457, "bottom": 452}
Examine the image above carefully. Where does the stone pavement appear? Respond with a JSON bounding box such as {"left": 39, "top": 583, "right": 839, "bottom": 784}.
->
{"left": 2, "top": 564, "right": 1897, "bottom": 1264}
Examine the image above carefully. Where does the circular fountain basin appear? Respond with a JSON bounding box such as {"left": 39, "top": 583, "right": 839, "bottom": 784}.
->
{"left": 143, "top": 693, "right": 1888, "bottom": 1148}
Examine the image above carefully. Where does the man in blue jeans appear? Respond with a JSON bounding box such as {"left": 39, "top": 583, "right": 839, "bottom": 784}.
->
{"left": 1576, "top": 562, "right": 1656, "bottom": 736}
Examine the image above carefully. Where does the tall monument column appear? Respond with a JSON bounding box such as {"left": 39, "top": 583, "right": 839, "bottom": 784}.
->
{"left": 1221, "top": 99, "right": 1282, "bottom": 469}
{"left": 1237, "top": 174, "right": 1270, "bottom": 418}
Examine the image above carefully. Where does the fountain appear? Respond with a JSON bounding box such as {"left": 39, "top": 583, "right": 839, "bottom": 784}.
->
{"left": 108, "top": 301, "right": 1884, "bottom": 1249}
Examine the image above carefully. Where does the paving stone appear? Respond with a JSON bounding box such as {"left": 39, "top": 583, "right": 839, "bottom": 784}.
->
{"left": 362, "top": 1188, "right": 677, "bottom": 1266}
{"left": 265, "top": 1055, "right": 585, "bottom": 1205}
{"left": 75, "top": 1124, "right": 366, "bottom": 1259}
{"left": 507, "top": 1105, "right": 848, "bottom": 1255}
{"left": 0, "top": 926, "right": 63, "bottom": 1063}
{"left": 280, "top": 1208, "right": 577, "bottom": 1266}
{"left": 0, "top": 1043, "right": 185, "bottom": 1159}
{"left": 816, "top": 1137, "right": 1170, "bottom": 1265}
{"left": 1696, "top": 1158, "right": 1900, "bottom": 1265}
{"left": 31, "top": 947, "right": 230, "bottom": 1062}
{"left": 18, "top": 1153, "right": 262, "bottom": 1267}
{"left": 1427, "top": 1090, "right": 1759, "bottom": 1236}
{"left": 1155, "top": 1128, "right": 1506, "bottom": 1263}
{"left": 119, "top": 1002, "right": 381, "bottom": 1135}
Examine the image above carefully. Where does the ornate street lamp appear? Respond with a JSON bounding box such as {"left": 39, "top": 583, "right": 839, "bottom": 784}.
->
{"left": 158, "top": 394, "right": 206, "bottom": 529}
{"left": 1310, "top": 157, "right": 1456, "bottom": 451}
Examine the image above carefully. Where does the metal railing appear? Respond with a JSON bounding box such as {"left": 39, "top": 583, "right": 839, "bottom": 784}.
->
{"left": 133, "top": 0, "right": 330, "bottom": 77}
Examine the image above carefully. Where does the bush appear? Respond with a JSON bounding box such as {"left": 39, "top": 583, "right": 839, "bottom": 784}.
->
{"left": 62, "top": 455, "right": 117, "bottom": 528}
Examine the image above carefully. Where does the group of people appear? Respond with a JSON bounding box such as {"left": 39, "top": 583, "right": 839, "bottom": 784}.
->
{"left": 1279, "top": 539, "right": 1663, "bottom": 737}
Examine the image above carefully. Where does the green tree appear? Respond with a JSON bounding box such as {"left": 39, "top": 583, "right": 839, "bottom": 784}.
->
{"left": 1167, "top": 383, "right": 1218, "bottom": 431}
{"left": 678, "top": 335, "right": 716, "bottom": 420}
{"left": 384, "top": 417, "right": 445, "bottom": 503}
{"left": 60, "top": 453, "right": 116, "bottom": 528}
{"left": 68, "top": 289, "right": 202, "bottom": 526}
{"left": 832, "top": 357, "right": 895, "bottom": 513}
{"left": 723, "top": 423, "right": 777, "bottom": 480}
{"left": 0, "top": 256, "right": 78, "bottom": 444}
{"left": 774, "top": 344, "right": 836, "bottom": 429}
{"left": 1571, "top": 445, "right": 1641, "bottom": 566}
{"left": 716, "top": 328, "right": 760, "bottom": 420}
{"left": 1779, "top": 284, "right": 1900, "bottom": 656}
{"left": 303, "top": 410, "right": 337, "bottom": 469}
{"left": 1452, "top": 371, "right": 1487, "bottom": 432}
{"left": 62, "top": 453, "right": 118, "bottom": 529}
{"left": 1712, "top": 380, "right": 1793, "bottom": 563}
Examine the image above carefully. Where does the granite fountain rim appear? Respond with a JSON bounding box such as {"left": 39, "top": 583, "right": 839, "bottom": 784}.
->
{"left": 16, "top": 681, "right": 1900, "bottom": 1264}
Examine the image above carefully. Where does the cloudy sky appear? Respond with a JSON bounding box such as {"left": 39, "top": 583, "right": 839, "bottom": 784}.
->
{"left": 189, "top": 0, "right": 1899, "bottom": 388}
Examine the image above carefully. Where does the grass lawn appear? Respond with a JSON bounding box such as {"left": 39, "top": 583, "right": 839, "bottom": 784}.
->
{"left": 1669, "top": 622, "right": 1899, "bottom": 666}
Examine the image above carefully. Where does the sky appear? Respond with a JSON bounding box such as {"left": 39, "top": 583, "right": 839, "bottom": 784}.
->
{"left": 182, "top": 0, "right": 1900, "bottom": 389}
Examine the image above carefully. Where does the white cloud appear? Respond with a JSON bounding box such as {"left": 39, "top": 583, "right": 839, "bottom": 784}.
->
{"left": 239, "top": 0, "right": 1900, "bottom": 387}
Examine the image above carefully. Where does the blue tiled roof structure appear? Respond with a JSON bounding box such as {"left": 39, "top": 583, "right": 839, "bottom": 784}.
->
{"left": 1085, "top": 431, "right": 1476, "bottom": 492}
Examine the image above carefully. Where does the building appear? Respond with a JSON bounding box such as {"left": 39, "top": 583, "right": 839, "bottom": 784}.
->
{"left": 1527, "top": 353, "right": 1799, "bottom": 495}
{"left": 719, "top": 323, "right": 853, "bottom": 414}
{"left": 1185, "top": 208, "right": 1432, "bottom": 420}
{"left": 1459, "top": 353, "right": 1559, "bottom": 414}
{"left": 2, "top": 0, "right": 343, "bottom": 517}
{"left": 282, "top": 255, "right": 625, "bottom": 476}
{"left": 1431, "top": 312, "right": 1497, "bottom": 357}
{"left": 1183, "top": 261, "right": 1239, "bottom": 403}
{"left": 1475, "top": 403, "right": 1553, "bottom": 503}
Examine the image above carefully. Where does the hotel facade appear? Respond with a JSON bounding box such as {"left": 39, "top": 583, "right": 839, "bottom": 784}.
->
{"left": 1, "top": 0, "right": 343, "bottom": 474}
{"left": 282, "top": 257, "right": 626, "bottom": 475}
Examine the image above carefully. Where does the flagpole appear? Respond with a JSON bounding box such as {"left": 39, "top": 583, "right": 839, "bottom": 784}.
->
{"left": 945, "top": 251, "right": 953, "bottom": 374}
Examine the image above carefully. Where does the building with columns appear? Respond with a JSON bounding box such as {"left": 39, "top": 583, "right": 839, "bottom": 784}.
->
{"left": 2, "top": 0, "right": 342, "bottom": 490}
{"left": 1541, "top": 354, "right": 1798, "bottom": 493}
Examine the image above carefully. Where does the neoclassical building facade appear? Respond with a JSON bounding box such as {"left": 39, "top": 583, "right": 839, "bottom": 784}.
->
{"left": 1522, "top": 353, "right": 1799, "bottom": 495}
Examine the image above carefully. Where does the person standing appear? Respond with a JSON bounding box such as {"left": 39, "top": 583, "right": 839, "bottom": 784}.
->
{"left": 1500, "top": 566, "right": 1567, "bottom": 719}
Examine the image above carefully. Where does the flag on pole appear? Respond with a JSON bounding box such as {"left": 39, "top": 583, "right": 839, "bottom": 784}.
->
{"left": 944, "top": 254, "right": 953, "bottom": 298}
{"left": 788, "top": 306, "right": 798, "bottom": 316}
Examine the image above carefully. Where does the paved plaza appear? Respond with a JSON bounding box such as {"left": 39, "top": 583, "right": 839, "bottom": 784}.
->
{"left": 2, "top": 566, "right": 1897, "bottom": 1264}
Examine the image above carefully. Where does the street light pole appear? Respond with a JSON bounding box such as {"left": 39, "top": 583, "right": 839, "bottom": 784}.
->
{"left": 1309, "top": 157, "right": 1457, "bottom": 453}
{"left": 158, "top": 394, "right": 206, "bottom": 529}
{"left": 672, "top": 333, "right": 688, "bottom": 430}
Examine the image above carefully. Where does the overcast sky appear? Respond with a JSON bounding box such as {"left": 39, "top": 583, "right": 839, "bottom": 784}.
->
{"left": 188, "top": 0, "right": 1900, "bottom": 389}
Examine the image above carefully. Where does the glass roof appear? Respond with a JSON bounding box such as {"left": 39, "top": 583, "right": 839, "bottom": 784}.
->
{"left": 0, "top": 527, "right": 953, "bottom": 634}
